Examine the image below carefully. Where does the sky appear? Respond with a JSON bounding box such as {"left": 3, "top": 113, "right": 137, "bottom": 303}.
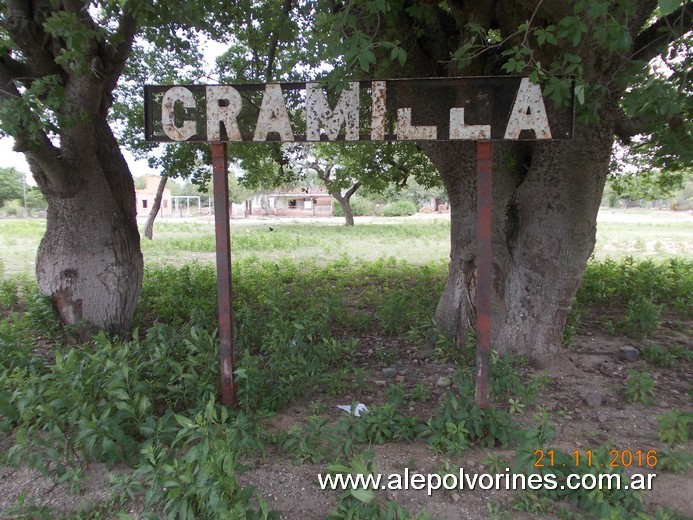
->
{"left": 1, "top": 137, "right": 160, "bottom": 186}
{"left": 0, "top": 137, "right": 30, "bottom": 174}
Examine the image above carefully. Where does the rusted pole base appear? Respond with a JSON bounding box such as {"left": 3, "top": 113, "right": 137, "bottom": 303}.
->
{"left": 475, "top": 141, "right": 492, "bottom": 409}
{"left": 212, "top": 142, "right": 236, "bottom": 406}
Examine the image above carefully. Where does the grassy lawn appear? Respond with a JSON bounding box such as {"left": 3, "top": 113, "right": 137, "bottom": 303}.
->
{"left": 1, "top": 209, "right": 691, "bottom": 277}
{"left": 0, "top": 219, "right": 46, "bottom": 277}
{"left": 140, "top": 218, "right": 452, "bottom": 267}
{"left": 596, "top": 221, "right": 693, "bottom": 259}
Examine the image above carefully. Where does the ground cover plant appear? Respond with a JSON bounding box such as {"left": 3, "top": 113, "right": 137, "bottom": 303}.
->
{"left": 0, "top": 214, "right": 691, "bottom": 518}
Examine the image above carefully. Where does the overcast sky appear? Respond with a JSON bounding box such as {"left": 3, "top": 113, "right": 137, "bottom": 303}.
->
{"left": 0, "top": 137, "right": 30, "bottom": 174}
{"left": 1, "top": 136, "right": 160, "bottom": 185}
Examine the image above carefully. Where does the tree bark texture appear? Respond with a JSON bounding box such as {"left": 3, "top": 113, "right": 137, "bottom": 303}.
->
{"left": 34, "top": 122, "right": 143, "bottom": 336}
{"left": 333, "top": 181, "right": 361, "bottom": 226}
{"left": 335, "top": 193, "right": 356, "bottom": 226}
{"left": 425, "top": 116, "right": 613, "bottom": 365}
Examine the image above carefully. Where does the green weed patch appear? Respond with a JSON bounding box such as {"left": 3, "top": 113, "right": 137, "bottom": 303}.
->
{"left": 0, "top": 255, "right": 690, "bottom": 518}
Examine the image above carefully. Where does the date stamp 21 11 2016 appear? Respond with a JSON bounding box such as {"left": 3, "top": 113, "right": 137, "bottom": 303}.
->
{"left": 534, "top": 448, "right": 659, "bottom": 469}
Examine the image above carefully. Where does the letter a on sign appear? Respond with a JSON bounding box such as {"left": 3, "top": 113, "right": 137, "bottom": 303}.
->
{"left": 254, "top": 84, "right": 294, "bottom": 141}
{"left": 504, "top": 78, "right": 552, "bottom": 139}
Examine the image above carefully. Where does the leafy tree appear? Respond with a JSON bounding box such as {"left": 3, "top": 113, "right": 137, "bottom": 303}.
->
{"left": 239, "top": 141, "right": 440, "bottom": 225}
{"left": 362, "top": 168, "right": 448, "bottom": 208}
{"left": 113, "top": 39, "right": 213, "bottom": 239}
{"left": 0, "top": 166, "right": 22, "bottom": 206}
{"left": 0, "top": 1, "right": 239, "bottom": 334}
{"left": 315, "top": 0, "right": 691, "bottom": 363}
{"left": 306, "top": 142, "right": 439, "bottom": 225}
{"left": 301, "top": 154, "right": 362, "bottom": 225}
{"left": 133, "top": 176, "right": 147, "bottom": 190}
{"left": 670, "top": 172, "right": 693, "bottom": 210}
{"left": 114, "top": 1, "right": 321, "bottom": 237}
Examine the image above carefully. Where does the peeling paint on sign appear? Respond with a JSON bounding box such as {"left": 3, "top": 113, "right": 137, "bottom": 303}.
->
{"left": 370, "top": 80, "right": 387, "bottom": 141}
{"left": 207, "top": 86, "right": 243, "bottom": 141}
{"left": 397, "top": 107, "right": 438, "bottom": 140}
{"left": 504, "top": 78, "right": 552, "bottom": 139}
{"left": 254, "top": 84, "right": 294, "bottom": 141}
{"left": 449, "top": 108, "right": 491, "bottom": 140}
{"left": 161, "top": 86, "right": 197, "bottom": 141}
{"left": 306, "top": 82, "right": 360, "bottom": 141}
{"left": 145, "top": 77, "right": 573, "bottom": 142}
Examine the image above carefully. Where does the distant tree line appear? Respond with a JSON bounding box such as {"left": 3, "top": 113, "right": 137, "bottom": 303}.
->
{"left": 0, "top": 167, "right": 46, "bottom": 217}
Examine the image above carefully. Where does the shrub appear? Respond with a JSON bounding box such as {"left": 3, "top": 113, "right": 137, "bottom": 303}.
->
{"left": 0, "top": 199, "right": 23, "bottom": 217}
{"left": 618, "top": 296, "right": 662, "bottom": 338}
{"left": 624, "top": 369, "right": 655, "bottom": 404}
{"left": 382, "top": 200, "right": 418, "bottom": 217}
{"left": 332, "top": 196, "right": 375, "bottom": 217}
{"left": 657, "top": 409, "right": 691, "bottom": 444}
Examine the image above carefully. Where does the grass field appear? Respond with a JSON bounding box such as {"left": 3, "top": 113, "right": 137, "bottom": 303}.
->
{"left": 1, "top": 209, "right": 691, "bottom": 277}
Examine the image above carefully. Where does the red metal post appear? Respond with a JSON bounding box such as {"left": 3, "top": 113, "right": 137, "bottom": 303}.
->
{"left": 475, "top": 141, "right": 492, "bottom": 408}
{"left": 211, "top": 142, "right": 236, "bottom": 406}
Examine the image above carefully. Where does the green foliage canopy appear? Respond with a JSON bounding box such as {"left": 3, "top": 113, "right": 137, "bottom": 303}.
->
{"left": 314, "top": 0, "right": 691, "bottom": 174}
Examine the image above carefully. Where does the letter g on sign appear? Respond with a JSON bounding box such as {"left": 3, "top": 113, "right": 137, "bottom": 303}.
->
{"left": 161, "top": 86, "right": 197, "bottom": 141}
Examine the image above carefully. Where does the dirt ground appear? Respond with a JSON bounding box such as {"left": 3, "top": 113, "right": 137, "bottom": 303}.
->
{"left": 0, "top": 317, "right": 691, "bottom": 519}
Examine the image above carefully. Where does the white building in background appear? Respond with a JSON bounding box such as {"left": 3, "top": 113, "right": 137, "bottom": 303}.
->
{"left": 249, "top": 187, "right": 334, "bottom": 217}
{"left": 135, "top": 176, "right": 173, "bottom": 217}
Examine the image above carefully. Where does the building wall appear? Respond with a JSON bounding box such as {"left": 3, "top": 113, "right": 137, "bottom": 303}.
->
{"left": 135, "top": 176, "right": 173, "bottom": 217}
{"left": 249, "top": 194, "right": 334, "bottom": 217}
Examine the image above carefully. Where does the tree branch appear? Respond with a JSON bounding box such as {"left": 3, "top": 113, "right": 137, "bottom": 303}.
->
{"left": 0, "top": 54, "right": 35, "bottom": 83}
{"left": 265, "top": 0, "right": 293, "bottom": 81}
{"left": 61, "top": 0, "right": 86, "bottom": 13}
{"left": 631, "top": 4, "right": 691, "bottom": 63}
{"left": 344, "top": 180, "right": 361, "bottom": 199}
{"left": 0, "top": 56, "right": 71, "bottom": 191}
{"left": 102, "top": 11, "right": 138, "bottom": 96}
{"left": 613, "top": 107, "right": 645, "bottom": 144}
{"left": 4, "top": 0, "right": 67, "bottom": 80}
{"left": 385, "top": 156, "right": 411, "bottom": 187}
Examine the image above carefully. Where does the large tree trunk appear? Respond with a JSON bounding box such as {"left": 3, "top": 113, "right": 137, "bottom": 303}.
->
{"left": 143, "top": 175, "right": 168, "bottom": 240}
{"left": 33, "top": 121, "right": 143, "bottom": 338}
{"left": 372, "top": 0, "right": 656, "bottom": 366}
{"left": 428, "top": 114, "right": 614, "bottom": 365}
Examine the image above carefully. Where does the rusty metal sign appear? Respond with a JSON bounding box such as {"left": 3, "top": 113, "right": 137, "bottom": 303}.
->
{"left": 144, "top": 77, "right": 573, "bottom": 143}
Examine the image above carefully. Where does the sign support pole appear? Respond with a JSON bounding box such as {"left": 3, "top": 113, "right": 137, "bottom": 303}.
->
{"left": 211, "top": 142, "right": 236, "bottom": 406}
{"left": 475, "top": 141, "right": 492, "bottom": 408}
